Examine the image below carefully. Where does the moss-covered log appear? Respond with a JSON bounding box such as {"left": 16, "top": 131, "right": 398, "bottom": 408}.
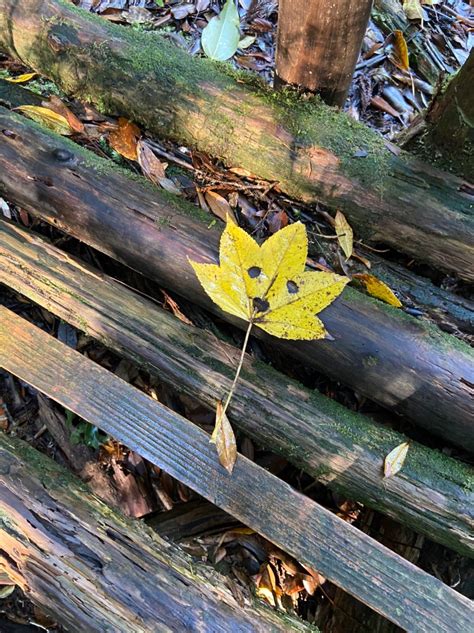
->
{"left": 422, "top": 48, "right": 474, "bottom": 181}
{"left": 0, "top": 0, "right": 473, "bottom": 280}
{"left": 1, "top": 79, "right": 472, "bottom": 341}
{"left": 0, "top": 107, "right": 473, "bottom": 450}
{"left": 1, "top": 307, "right": 473, "bottom": 632}
{"left": 0, "top": 435, "right": 310, "bottom": 633}
{"left": 1, "top": 220, "right": 473, "bottom": 558}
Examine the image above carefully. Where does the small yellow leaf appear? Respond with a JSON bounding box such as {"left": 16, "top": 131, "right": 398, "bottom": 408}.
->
{"left": 211, "top": 401, "right": 237, "bottom": 473}
{"left": 384, "top": 442, "right": 410, "bottom": 477}
{"left": 334, "top": 211, "right": 353, "bottom": 260}
{"left": 15, "top": 105, "right": 73, "bottom": 135}
{"left": 5, "top": 72, "right": 37, "bottom": 83}
{"left": 403, "top": 0, "right": 423, "bottom": 20}
{"left": 109, "top": 117, "right": 141, "bottom": 161}
{"left": 393, "top": 30, "right": 410, "bottom": 71}
{"left": 190, "top": 221, "right": 349, "bottom": 340}
{"left": 354, "top": 273, "right": 402, "bottom": 308}
{"left": 43, "top": 95, "right": 84, "bottom": 134}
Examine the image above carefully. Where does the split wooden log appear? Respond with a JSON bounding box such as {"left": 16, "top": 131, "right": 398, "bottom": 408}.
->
{"left": 0, "top": 108, "right": 472, "bottom": 450}
{"left": 1, "top": 220, "right": 472, "bottom": 558}
{"left": 0, "top": 431, "right": 312, "bottom": 633}
{"left": 0, "top": 0, "right": 473, "bottom": 279}
{"left": 276, "top": 0, "right": 373, "bottom": 105}
{"left": 1, "top": 307, "right": 473, "bottom": 632}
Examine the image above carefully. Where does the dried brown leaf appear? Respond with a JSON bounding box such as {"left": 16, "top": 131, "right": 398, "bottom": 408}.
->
{"left": 392, "top": 30, "right": 410, "bottom": 71}
{"left": 205, "top": 190, "right": 237, "bottom": 223}
{"left": 211, "top": 401, "right": 237, "bottom": 473}
{"left": 137, "top": 140, "right": 167, "bottom": 182}
{"left": 109, "top": 117, "right": 141, "bottom": 161}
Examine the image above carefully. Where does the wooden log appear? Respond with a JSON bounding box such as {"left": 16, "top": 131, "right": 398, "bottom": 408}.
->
{"left": 0, "top": 110, "right": 472, "bottom": 449}
{"left": 1, "top": 307, "right": 473, "bottom": 632}
{"left": 276, "top": 0, "right": 372, "bottom": 105}
{"left": 422, "top": 49, "right": 474, "bottom": 181}
{"left": 1, "top": 220, "right": 472, "bottom": 559}
{"left": 0, "top": 432, "right": 312, "bottom": 633}
{"left": 1, "top": 78, "right": 472, "bottom": 343}
{"left": 0, "top": 0, "right": 473, "bottom": 280}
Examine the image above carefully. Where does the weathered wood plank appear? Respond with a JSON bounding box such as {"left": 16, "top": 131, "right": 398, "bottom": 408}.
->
{"left": 0, "top": 0, "right": 473, "bottom": 280}
{"left": 0, "top": 432, "right": 313, "bottom": 633}
{"left": 0, "top": 111, "right": 472, "bottom": 449}
{"left": 1, "top": 220, "right": 472, "bottom": 557}
{"left": 0, "top": 307, "right": 473, "bottom": 631}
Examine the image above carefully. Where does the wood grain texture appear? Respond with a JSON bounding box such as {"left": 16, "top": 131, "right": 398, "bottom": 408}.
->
{"left": 0, "top": 111, "right": 472, "bottom": 448}
{"left": 1, "top": 220, "right": 473, "bottom": 558}
{"left": 0, "top": 307, "right": 473, "bottom": 631}
{"left": 276, "top": 0, "right": 372, "bottom": 105}
{"left": 0, "top": 0, "right": 473, "bottom": 280}
{"left": 0, "top": 432, "right": 312, "bottom": 633}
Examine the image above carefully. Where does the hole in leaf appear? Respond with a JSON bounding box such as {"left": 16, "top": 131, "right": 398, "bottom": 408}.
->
{"left": 248, "top": 266, "right": 261, "bottom": 278}
{"left": 287, "top": 280, "right": 299, "bottom": 294}
{"left": 253, "top": 297, "right": 269, "bottom": 313}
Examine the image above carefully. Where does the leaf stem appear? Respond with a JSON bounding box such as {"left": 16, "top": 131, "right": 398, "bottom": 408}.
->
{"left": 220, "top": 318, "right": 253, "bottom": 421}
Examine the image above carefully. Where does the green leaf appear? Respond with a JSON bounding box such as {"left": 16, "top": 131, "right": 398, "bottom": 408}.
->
{"left": 201, "top": 0, "right": 240, "bottom": 61}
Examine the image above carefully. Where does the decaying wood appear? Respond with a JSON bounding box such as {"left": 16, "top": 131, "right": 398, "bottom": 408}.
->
{"left": 422, "top": 48, "right": 474, "bottom": 181}
{"left": 0, "top": 110, "right": 472, "bottom": 448}
{"left": 148, "top": 500, "right": 239, "bottom": 541}
{"left": 1, "top": 221, "right": 473, "bottom": 558}
{"left": 0, "top": 432, "right": 312, "bottom": 633}
{"left": 0, "top": 0, "right": 473, "bottom": 279}
{"left": 276, "top": 0, "right": 372, "bottom": 105}
{"left": 1, "top": 307, "right": 473, "bottom": 632}
{"left": 320, "top": 512, "right": 425, "bottom": 633}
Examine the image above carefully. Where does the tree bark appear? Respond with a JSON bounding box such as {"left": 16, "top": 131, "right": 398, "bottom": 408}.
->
{"left": 0, "top": 434, "right": 306, "bottom": 633}
{"left": 422, "top": 48, "right": 474, "bottom": 181}
{"left": 276, "top": 0, "right": 372, "bottom": 105}
{"left": 1, "top": 307, "right": 473, "bottom": 632}
{"left": 0, "top": 108, "right": 472, "bottom": 450}
{"left": 1, "top": 220, "right": 473, "bottom": 558}
{"left": 0, "top": 0, "right": 473, "bottom": 280}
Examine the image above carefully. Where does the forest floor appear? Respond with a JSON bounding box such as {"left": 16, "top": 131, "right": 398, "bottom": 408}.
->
{"left": 0, "top": 0, "right": 473, "bottom": 630}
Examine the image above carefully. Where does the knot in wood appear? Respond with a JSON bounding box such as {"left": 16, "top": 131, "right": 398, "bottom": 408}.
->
{"left": 52, "top": 148, "right": 74, "bottom": 163}
{"left": 47, "top": 33, "right": 68, "bottom": 53}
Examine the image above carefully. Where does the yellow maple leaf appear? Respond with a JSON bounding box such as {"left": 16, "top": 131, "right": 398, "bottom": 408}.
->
{"left": 190, "top": 220, "right": 348, "bottom": 341}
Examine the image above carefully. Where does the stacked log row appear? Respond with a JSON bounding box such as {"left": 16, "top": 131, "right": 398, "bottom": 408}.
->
{"left": 0, "top": 108, "right": 472, "bottom": 451}
{"left": 0, "top": 0, "right": 472, "bottom": 279}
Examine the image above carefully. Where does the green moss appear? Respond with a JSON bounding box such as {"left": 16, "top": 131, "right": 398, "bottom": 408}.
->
{"left": 46, "top": 0, "right": 392, "bottom": 198}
